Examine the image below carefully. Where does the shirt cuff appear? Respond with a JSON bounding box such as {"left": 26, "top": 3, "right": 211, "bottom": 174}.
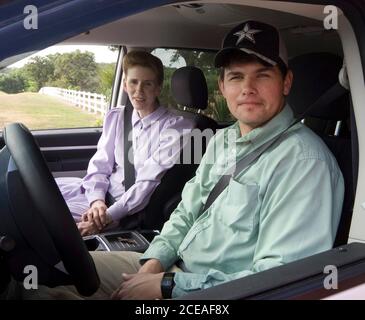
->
{"left": 85, "top": 191, "right": 106, "bottom": 207}
{"left": 106, "top": 202, "right": 129, "bottom": 222}
{"left": 140, "top": 241, "right": 178, "bottom": 271}
{"left": 172, "top": 272, "right": 207, "bottom": 298}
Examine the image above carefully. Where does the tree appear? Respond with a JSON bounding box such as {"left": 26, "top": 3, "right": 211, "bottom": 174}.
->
{"left": 159, "top": 67, "right": 177, "bottom": 107}
{"left": 0, "top": 69, "right": 27, "bottom": 93}
{"left": 23, "top": 56, "right": 55, "bottom": 91}
{"left": 97, "top": 63, "right": 116, "bottom": 100}
{"left": 52, "top": 50, "right": 98, "bottom": 92}
{"left": 169, "top": 49, "right": 215, "bottom": 73}
{"left": 167, "top": 49, "right": 218, "bottom": 94}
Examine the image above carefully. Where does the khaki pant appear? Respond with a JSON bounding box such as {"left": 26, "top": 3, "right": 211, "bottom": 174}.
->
{"left": 4, "top": 251, "right": 181, "bottom": 300}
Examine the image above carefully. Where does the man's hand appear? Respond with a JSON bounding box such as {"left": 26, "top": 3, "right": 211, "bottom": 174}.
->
{"left": 81, "top": 200, "right": 112, "bottom": 231}
{"left": 77, "top": 220, "right": 99, "bottom": 236}
{"left": 138, "top": 259, "right": 164, "bottom": 274}
{"left": 111, "top": 273, "right": 164, "bottom": 300}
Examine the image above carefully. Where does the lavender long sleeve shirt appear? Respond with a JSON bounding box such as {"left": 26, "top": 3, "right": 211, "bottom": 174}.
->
{"left": 82, "top": 105, "right": 195, "bottom": 222}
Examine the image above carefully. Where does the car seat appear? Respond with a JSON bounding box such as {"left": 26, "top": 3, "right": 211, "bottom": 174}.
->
{"left": 288, "top": 52, "right": 353, "bottom": 247}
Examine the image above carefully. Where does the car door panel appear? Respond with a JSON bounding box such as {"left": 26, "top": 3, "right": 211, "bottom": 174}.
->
{"left": 1, "top": 128, "right": 102, "bottom": 175}
{"left": 36, "top": 129, "right": 101, "bottom": 174}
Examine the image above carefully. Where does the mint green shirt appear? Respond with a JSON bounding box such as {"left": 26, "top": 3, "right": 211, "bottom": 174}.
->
{"left": 140, "top": 105, "right": 344, "bottom": 298}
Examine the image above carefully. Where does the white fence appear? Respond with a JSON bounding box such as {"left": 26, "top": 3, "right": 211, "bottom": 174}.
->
{"left": 39, "top": 87, "right": 108, "bottom": 116}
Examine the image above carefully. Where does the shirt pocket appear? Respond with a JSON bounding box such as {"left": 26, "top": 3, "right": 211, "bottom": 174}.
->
{"left": 219, "top": 178, "right": 259, "bottom": 234}
{"left": 177, "top": 220, "right": 210, "bottom": 254}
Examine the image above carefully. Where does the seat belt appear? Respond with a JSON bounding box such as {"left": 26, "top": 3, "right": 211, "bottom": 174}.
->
{"left": 105, "top": 99, "right": 135, "bottom": 206}
{"left": 201, "top": 121, "right": 297, "bottom": 214}
{"left": 201, "top": 82, "right": 348, "bottom": 216}
{"left": 123, "top": 98, "right": 136, "bottom": 191}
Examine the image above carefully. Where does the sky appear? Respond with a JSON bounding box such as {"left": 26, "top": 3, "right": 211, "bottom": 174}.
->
{"left": 9, "top": 45, "right": 119, "bottom": 68}
{"left": 9, "top": 45, "right": 185, "bottom": 68}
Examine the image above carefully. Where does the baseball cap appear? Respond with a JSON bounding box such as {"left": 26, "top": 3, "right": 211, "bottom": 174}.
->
{"left": 214, "top": 20, "right": 288, "bottom": 68}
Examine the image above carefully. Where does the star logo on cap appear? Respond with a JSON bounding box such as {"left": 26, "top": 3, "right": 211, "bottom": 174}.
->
{"left": 234, "top": 23, "right": 262, "bottom": 45}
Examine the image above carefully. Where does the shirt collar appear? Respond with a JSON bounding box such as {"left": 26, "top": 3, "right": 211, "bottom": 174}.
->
{"left": 131, "top": 105, "right": 167, "bottom": 129}
{"left": 235, "top": 104, "right": 295, "bottom": 145}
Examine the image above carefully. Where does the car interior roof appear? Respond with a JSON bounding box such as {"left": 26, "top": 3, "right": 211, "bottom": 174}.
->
{"left": 64, "top": 1, "right": 343, "bottom": 58}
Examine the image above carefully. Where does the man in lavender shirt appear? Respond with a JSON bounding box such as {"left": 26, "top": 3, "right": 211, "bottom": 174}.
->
{"left": 57, "top": 51, "right": 194, "bottom": 236}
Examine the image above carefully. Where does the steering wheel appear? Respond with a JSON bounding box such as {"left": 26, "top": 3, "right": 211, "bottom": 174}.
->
{"left": 2, "top": 123, "right": 99, "bottom": 296}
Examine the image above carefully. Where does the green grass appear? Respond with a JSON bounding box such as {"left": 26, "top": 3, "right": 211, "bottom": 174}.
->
{"left": 0, "top": 91, "right": 103, "bottom": 130}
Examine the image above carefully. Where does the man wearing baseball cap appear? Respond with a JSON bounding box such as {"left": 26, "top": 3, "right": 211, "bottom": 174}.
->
{"left": 8, "top": 21, "right": 344, "bottom": 300}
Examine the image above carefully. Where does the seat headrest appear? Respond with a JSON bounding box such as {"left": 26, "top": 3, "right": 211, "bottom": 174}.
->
{"left": 288, "top": 52, "right": 349, "bottom": 120}
{"left": 171, "top": 66, "right": 208, "bottom": 110}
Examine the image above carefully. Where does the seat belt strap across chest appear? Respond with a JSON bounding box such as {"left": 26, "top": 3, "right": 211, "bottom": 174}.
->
{"left": 105, "top": 100, "right": 135, "bottom": 206}
{"left": 123, "top": 99, "right": 136, "bottom": 191}
{"left": 201, "top": 126, "right": 293, "bottom": 214}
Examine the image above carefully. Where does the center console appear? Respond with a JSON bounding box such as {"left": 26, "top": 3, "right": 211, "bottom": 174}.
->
{"left": 83, "top": 230, "right": 159, "bottom": 253}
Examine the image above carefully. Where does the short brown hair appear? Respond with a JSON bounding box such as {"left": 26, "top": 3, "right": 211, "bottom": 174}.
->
{"left": 123, "top": 51, "right": 164, "bottom": 86}
{"left": 218, "top": 50, "right": 288, "bottom": 80}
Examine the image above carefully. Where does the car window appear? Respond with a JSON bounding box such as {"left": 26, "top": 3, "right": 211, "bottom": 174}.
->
{"left": 0, "top": 45, "right": 119, "bottom": 131}
{"left": 152, "top": 48, "right": 234, "bottom": 123}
